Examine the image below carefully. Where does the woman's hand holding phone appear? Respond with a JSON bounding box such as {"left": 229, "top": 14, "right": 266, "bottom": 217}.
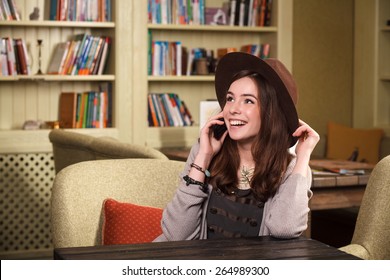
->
{"left": 198, "top": 113, "right": 228, "bottom": 159}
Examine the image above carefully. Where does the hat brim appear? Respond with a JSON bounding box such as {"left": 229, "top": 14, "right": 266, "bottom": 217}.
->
{"left": 214, "top": 52, "right": 299, "bottom": 147}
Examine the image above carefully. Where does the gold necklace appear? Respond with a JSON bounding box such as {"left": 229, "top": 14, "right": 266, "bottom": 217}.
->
{"left": 238, "top": 166, "right": 254, "bottom": 189}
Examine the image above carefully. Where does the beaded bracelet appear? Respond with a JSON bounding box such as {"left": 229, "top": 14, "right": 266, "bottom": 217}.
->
{"left": 183, "top": 175, "right": 208, "bottom": 193}
{"left": 190, "top": 163, "right": 211, "bottom": 177}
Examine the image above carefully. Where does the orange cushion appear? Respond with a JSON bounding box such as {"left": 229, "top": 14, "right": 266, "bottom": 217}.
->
{"left": 102, "top": 198, "right": 163, "bottom": 245}
{"left": 326, "top": 122, "right": 384, "bottom": 163}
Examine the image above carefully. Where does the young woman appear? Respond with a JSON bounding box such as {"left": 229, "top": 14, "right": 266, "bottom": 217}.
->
{"left": 155, "top": 52, "right": 320, "bottom": 241}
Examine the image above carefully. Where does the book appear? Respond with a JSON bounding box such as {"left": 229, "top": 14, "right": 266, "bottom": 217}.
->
{"left": 1, "top": 0, "right": 13, "bottom": 20}
{"left": 81, "top": 36, "right": 100, "bottom": 74}
{"left": 61, "top": 40, "right": 78, "bottom": 74}
{"left": 59, "top": 92, "right": 78, "bottom": 128}
{"left": 7, "top": 0, "right": 20, "bottom": 20}
{"left": 70, "top": 33, "right": 90, "bottom": 75}
{"left": 229, "top": 0, "right": 237, "bottom": 25}
{"left": 98, "top": 82, "right": 112, "bottom": 127}
{"left": 151, "top": 93, "right": 165, "bottom": 126}
{"left": 21, "top": 39, "right": 31, "bottom": 74}
{"left": 14, "top": 38, "right": 28, "bottom": 75}
{"left": 76, "top": 35, "right": 93, "bottom": 75}
{"left": 89, "top": 37, "right": 104, "bottom": 74}
{"left": 47, "top": 42, "right": 69, "bottom": 74}
{"left": 147, "top": 94, "right": 158, "bottom": 126}
{"left": 0, "top": 39, "right": 8, "bottom": 75}
{"left": 3, "top": 37, "right": 16, "bottom": 75}
{"left": 97, "top": 36, "right": 111, "bottom": 75}
{"left": 49, "top": 0, "right": 58, "bottom": 20}
{"left": 264, "top": 0, "right": 272, "bottom": 26}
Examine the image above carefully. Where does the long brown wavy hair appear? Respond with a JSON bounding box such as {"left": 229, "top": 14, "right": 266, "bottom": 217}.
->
{"left": 209, "top": 70, "right": 293, "bottom": 202}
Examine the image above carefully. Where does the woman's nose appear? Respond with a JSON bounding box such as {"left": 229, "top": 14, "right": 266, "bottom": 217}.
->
{"left": 229, "top": 101, "right": 241, "bottom": 114}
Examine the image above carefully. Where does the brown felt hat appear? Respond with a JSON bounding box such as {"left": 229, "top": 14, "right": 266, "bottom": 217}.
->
{"left": 215, "top": 52, "right": 299, "bottom": 147}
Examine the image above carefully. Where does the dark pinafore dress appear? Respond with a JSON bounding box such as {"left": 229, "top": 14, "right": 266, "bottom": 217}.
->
{"left": 206, "top": 187, "right": 264, "bottom": 239}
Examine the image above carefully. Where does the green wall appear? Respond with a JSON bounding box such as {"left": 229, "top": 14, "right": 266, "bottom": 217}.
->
{"left": 293, "top": 0, "right": 354, "bottom": 156}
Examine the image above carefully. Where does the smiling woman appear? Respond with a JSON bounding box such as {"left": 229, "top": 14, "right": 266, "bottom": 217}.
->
{"left": 154, "top": 52, "right": 320, "bottom": 242}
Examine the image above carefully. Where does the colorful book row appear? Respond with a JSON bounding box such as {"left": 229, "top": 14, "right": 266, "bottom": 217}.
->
{"left": 148, "top": 93, "right": 193, "bottom": 127}
{"left": 0, "top": 0, "right": 20, "bottom": 20}
{"left": 149, "top": 41, "right": 271, "bottom": 76}
{"left": 147, "top": 0, "right": 272, "bottom": 27}
{"left": 59, "top": 83, "right": 112, "bottom": 128}
{"left": 0, "top": 37, "right": 31, "bottom": 76}
{"left": 229, "top": 0, "right": 273, "bottom": 27}
{"left": 148, "top": 0, "right": 205, "bottom": 25}
{"left": 47, "top": 33, "right": 111, "bottom": 75}
{"left": 49, "top": 0, "right": 112, "bottom": 22}
{"left": 240, "top": 43, "right": 270, "bottom": 59}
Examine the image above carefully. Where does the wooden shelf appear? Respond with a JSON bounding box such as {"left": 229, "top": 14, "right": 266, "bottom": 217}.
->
{"left": 148, "top": 75, "right": 214, "bottom": 82}
{"left": 0, "top": 20, "right": 115, "bottom": 28}
{"left": 147, "top": 23, "right": 277, "bottom": 32}
{"left": 0, "top": 75, "right": 115, "bottom": 82}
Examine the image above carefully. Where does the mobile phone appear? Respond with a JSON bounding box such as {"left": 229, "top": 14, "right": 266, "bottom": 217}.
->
{"left": 211, "top": 118, "right": 227, "bottom": 140}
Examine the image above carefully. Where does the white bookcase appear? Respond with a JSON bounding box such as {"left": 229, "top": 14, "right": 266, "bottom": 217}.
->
{"left": 132, "top": 0, "right": 293, "bottom": 148}
{"left": 0, "top": 0, "right": 133, "bottom": 153}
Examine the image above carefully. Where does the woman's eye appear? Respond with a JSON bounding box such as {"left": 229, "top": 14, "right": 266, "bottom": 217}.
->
{"left": 226, "top": 96, "right": 234, "bottom": 102}
{"left": 245, "top": 99, "right": 255, "bottom": 104}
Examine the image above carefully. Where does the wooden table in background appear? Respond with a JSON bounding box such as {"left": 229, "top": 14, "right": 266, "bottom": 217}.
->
{"left": 54, "top": 236, "right": 359, "bottom": 260}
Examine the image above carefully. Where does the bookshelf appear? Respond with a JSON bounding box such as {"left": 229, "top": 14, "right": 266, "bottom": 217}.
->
{"left": 353, "top": 0, "right": 390, "bottom": 136}
{"left": 132, "top": 0, "right": 293, "bottom": 148}
{"left": 0, "top": 0, "right": 133, "bottom": 153}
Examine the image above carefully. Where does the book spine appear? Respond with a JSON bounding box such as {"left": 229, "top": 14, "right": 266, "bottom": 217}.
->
{"left": 5, "top": 38, "right": 16, "bottom": 75}
{"left": 97, "top": 36, "right": 111, "bottom": 75}
{"left": 151, "top": 93, "right": 164, "bottom": 126}
{"left": 15, "top": 38, "right": 27, "bottom": 75}
{"left": 89, "top": 37, "right": 104, "bottom": 74}
{"left": 147, "top": 94, "right": 159, "bottom": 126}
{"left": 58, "top": 41, "right": 71, "bottom": 75}
{"left": 77, "top": 36, "right": 93, "bottom": 75}
{"left": 71, "top": 34, "right": 89, "bottom": 75}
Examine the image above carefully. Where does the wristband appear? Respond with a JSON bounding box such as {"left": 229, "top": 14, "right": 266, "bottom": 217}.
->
{"left": 183, "top": 175, "right": 208, "bottom": 193}
{"left": 190, "top": 163, "right": 211, "bottom": 177}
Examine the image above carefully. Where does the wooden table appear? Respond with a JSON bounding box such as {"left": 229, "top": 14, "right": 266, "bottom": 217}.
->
{"left": 53, "top": 236, "right": 359, "bottom": 260}
{"left": 308, "top": 172, "right": 368, "bottom": 211}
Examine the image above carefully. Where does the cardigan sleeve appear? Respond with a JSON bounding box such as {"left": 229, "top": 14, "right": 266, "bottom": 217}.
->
{"left": 261, "top": 157, "right": 313, "bottom": 238}
{"left": 154, "top": 143, "right": 209, "bottom": 242}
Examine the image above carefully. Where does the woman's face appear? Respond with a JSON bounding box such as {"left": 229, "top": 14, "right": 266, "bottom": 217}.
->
{"left": 223, "top": 76, "right": 261, "bottom": 145}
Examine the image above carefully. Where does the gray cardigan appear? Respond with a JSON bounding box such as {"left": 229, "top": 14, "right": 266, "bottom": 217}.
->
{"left": 154, "top": 143, "right": 313, "bottom": 242}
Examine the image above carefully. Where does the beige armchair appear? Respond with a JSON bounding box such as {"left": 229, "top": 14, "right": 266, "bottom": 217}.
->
{"left": 51, "top": 158, "right": 185, "bottom": 248}
{"left": 49, "top": 129, "right": 168, "bottom": 173}
{"left": 339, "top": 155, "right": 390, "bottom": 259}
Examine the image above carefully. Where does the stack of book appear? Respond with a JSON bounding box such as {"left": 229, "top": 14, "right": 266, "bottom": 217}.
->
{"left": 240, "top": 43, "right": 270, "bottom": 58}
{"left": 150, "top": 40, "right": 183, "bottom": 76}
{"left": 229, "top": 0, "right": 273, "bottom": 27}
{"left": 0, "top": 0, "right": 21, "bottom": 21}
{"left": 47, "top": 33, "right": 111, "bottom": 75}
{"left": 49, "top": 0, "right": 111, "bottom": 22}
{"left": 148, "top": 0, "right": 205, "bottom": 25}
{"left": 0, "top": 37, "right": 31, "bottom": 76}
{"left": 58, "top": 83, "right": 112, "bottom": 128}
{"left": 148, "top": 93, "right": 193, "bottom": 127}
